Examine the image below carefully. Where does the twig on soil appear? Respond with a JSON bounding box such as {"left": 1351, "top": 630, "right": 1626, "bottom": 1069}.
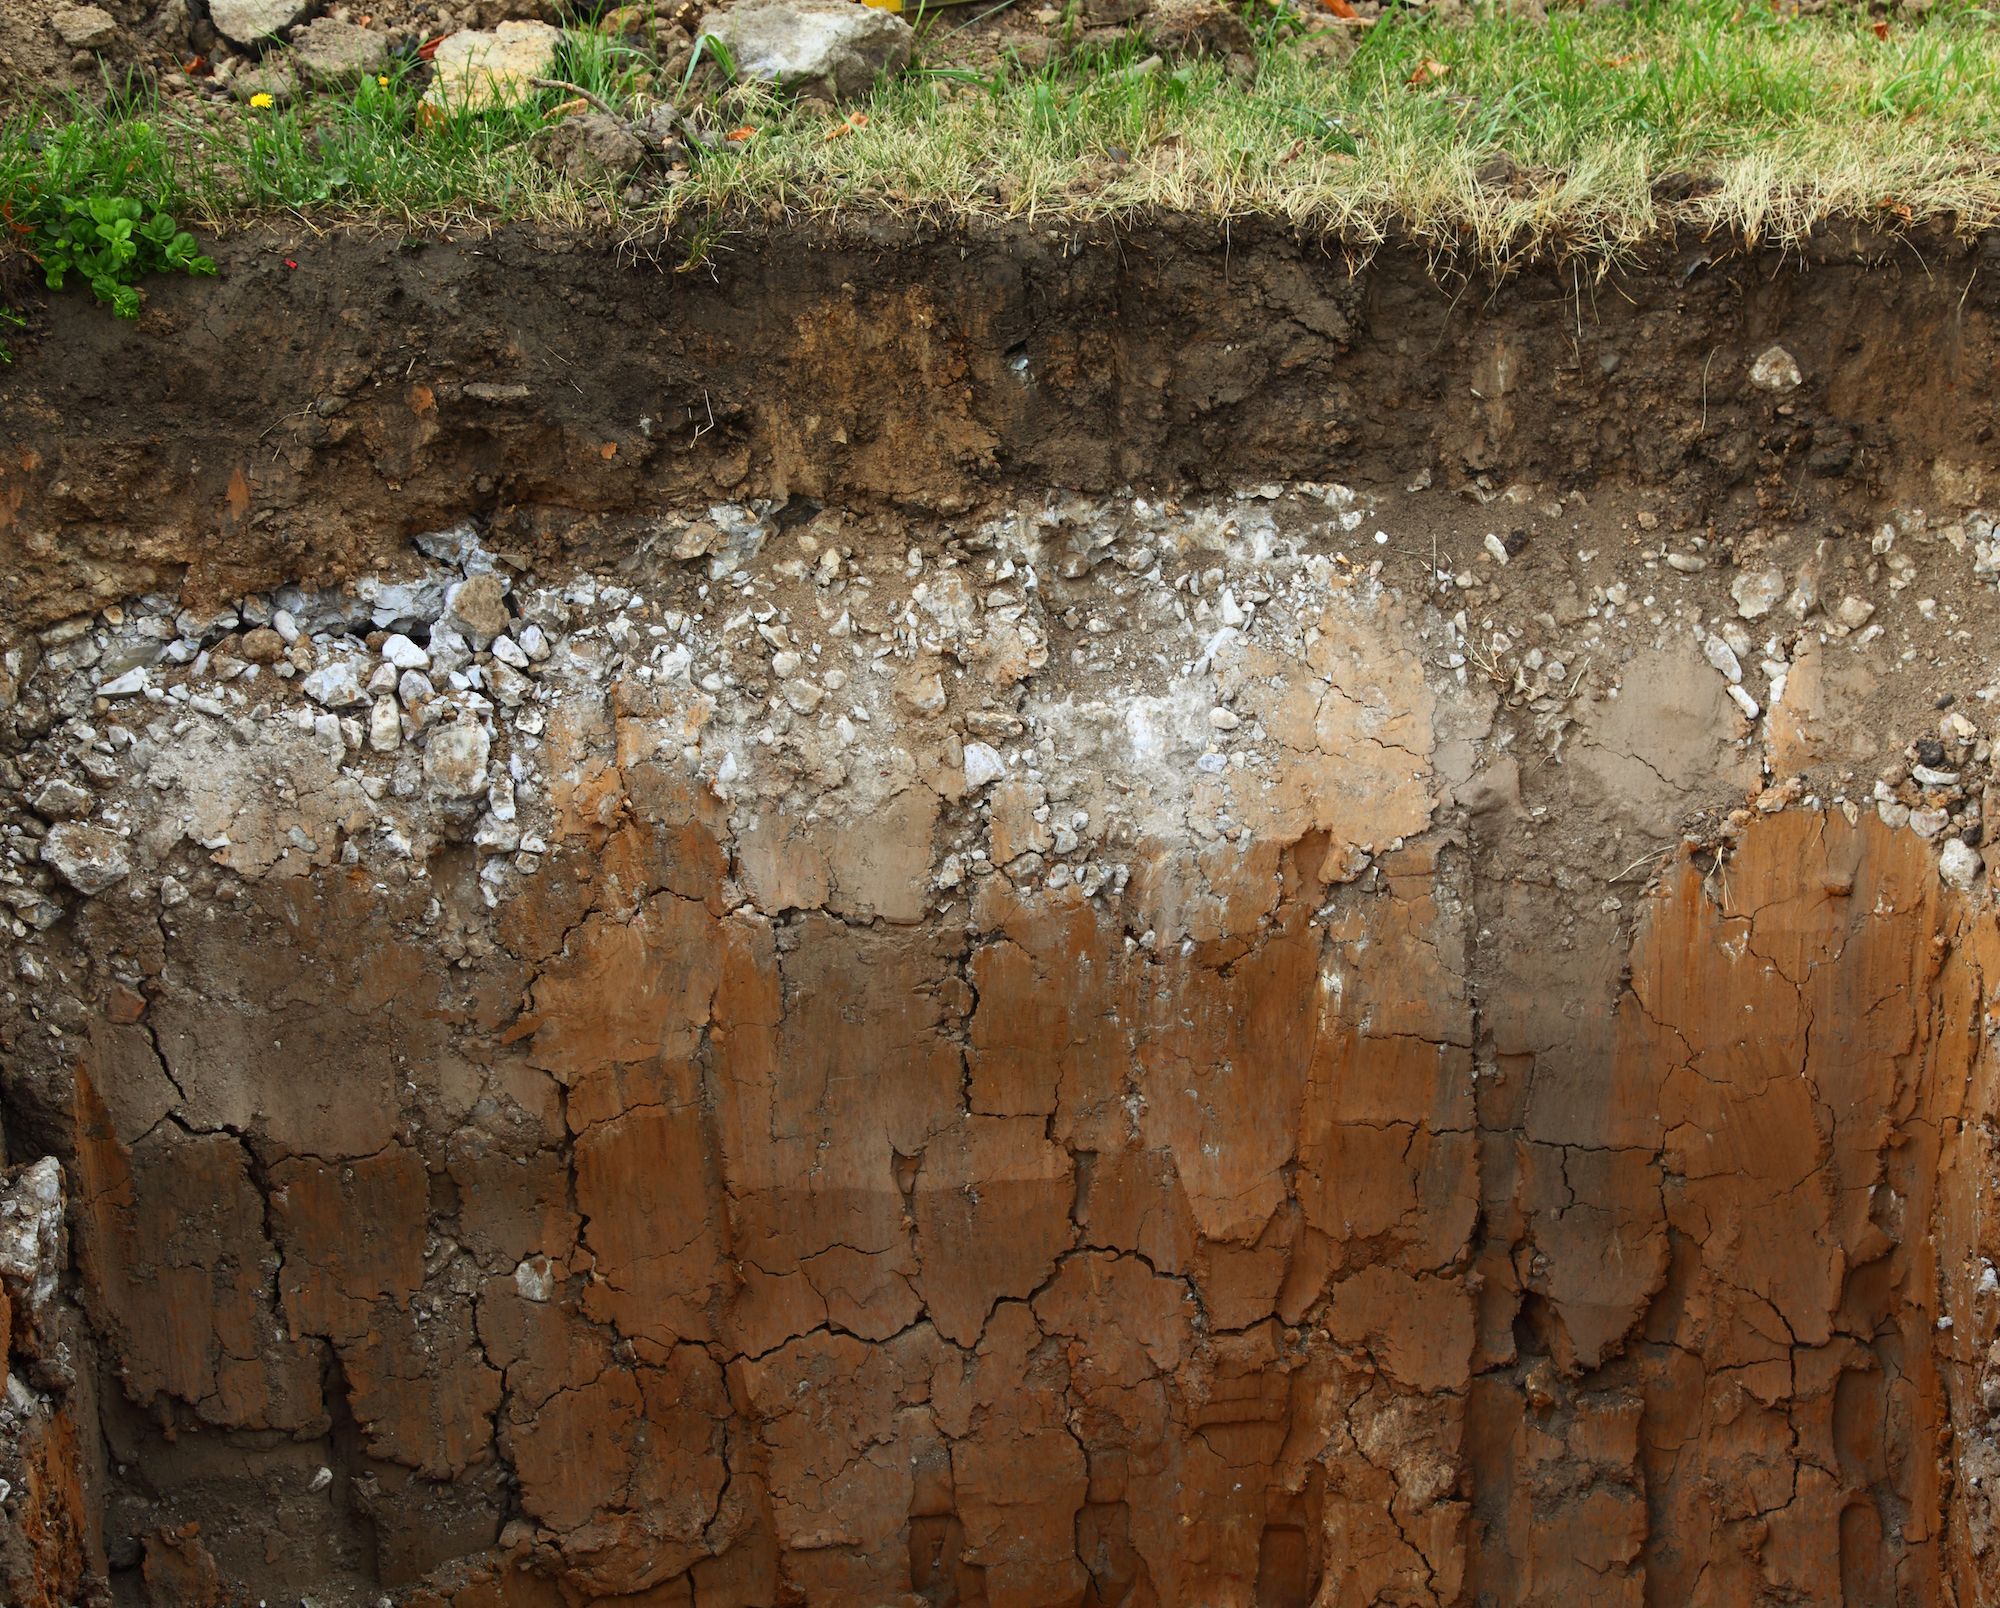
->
{"left": 531, "top": 78, "right": 626, "bottom": 120}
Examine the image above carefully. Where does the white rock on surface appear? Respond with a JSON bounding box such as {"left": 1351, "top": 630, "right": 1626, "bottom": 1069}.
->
{"left": 421, "top": 21, "right": 561, "bottom": 111}
{"left": 699, "top": 0, "right": 914, "bottom": 102}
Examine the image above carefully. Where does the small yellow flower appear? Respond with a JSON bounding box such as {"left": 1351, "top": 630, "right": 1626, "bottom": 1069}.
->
{"left": 377, "top": 74, "right": 389, "bottom": 87}
{"left": 249, "top": 91, "right": 274, "bottom": 108}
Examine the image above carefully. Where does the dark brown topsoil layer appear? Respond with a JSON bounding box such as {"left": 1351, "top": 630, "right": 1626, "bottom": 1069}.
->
{"left": 1, "top": 215, "right": 1994, "bottom": 636}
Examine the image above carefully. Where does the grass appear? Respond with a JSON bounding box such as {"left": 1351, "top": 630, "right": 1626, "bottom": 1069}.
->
{"left": 5, "top": 0, "right": 2000, "bottom": 282}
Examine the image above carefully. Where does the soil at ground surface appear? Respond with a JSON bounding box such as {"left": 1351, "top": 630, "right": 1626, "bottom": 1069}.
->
{"left": 3, "top": 215, "right": 1992, "bottom": 635}
{"left": 6, "top": 221, "right": 2000, "bottom": 1608}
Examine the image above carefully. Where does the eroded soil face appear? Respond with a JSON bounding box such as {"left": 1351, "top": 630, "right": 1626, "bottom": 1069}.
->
{"left": 6, "top": 226, "right": 2000, "bottom": 1607}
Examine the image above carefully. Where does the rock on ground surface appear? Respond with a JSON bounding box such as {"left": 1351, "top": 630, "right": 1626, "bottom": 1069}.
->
{"left": 421, "top": 19, "right": 561, "bottom": 111}
{"left": 700, "top": 0, "right": 913, "bottom": 101}
{"left": 50, "top": 4, "right": 116, "bottom": 49}
{"left": 289, "top": 17, "right": 391, "bottom": 84}
{"left": 207, "top": 0, "right": 313, "bottom": 49}
{"left": 533, "top": 111, "right": 649, "bottom": 183}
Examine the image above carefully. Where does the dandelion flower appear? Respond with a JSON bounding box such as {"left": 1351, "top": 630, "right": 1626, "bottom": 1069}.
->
{"left": 377, "top": 75, "right": 389, "bottom": 87}
{"left": 249, "top": 91, "right": 274, "bottom": 108}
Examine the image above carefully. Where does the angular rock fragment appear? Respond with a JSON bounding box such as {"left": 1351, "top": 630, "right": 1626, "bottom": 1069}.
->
{"left": 290, "top": 18, "right": 391, "bottom": 85}
{"left": 208, "top": 0, "right": 312, "bottom": 48}
{"left": 424, "top": 721, "right": 491, "bottom": 795}
{"left": 1749, "top": 344, "right": 1803, "bottom": 391}
{"left": 29, "top": 779, "right": 92, "bottom": 821}
{"left": 40, "top": 821, "right": 130, "bottom": 894}
{"left": 301, "top": 659, "right": 366, "bottom": 708}
{"left": 421, "top": 21, "right": 561, "bottom": 112}
{"left": 699, "top": 0, "right": 914, "bottom": 102}
{"left": 51, "top": 5, "right": 118, "bottom": 50}
{"left": 442, "top": 575, "right": 510, "bottom": 650}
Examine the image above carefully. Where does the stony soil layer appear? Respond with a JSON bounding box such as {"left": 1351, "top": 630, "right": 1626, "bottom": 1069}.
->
{"left": 5, "top": 225, "right": 2000, "bottom": 1608}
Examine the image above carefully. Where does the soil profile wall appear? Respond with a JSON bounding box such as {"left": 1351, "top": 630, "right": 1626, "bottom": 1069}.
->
{"left": 3, "top": 223, "right": 2000, "bottom": 1608}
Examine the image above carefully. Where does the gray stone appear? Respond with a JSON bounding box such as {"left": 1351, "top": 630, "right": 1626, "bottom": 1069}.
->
{"left": 425, "top": 721, "right": 491, "bottom": 796}
{"left": 291, "top": 18, "right": 391, "bottom": 84}
{"left": 98, "top": 638, "right": 164, "bottom": 679}
{"left": 533, "top": 112, "right": 648, "bottom": 183}
{"left": 0, "top": 1158, "right": 65, "bottom": 1315}
{"left": 354, "top": 575, "right": 447, "bottom": 631}
{"left": 41, "top": 822, "right": 131, "bottom": 895}
{"left": 29, "top": 779, "right": 93, "bottom": 821}
{"left": 700, "top": 0, "right": 913, "bottom": 102}
{"left": 95, "top": 667, "right": 148, "bottom": 698}
{"left": 209, "top": 0, "right": 313, "bottom": 49}
{"left": 52, "top": 5, "right": 119, "bottom": 50}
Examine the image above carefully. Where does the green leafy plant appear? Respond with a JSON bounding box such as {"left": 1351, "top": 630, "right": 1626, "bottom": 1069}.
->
{"left": 34, "top": 190, "right": 214, "bottom": 319}
{"left": 0, "top": 108, "right": 216, "bottom": 353}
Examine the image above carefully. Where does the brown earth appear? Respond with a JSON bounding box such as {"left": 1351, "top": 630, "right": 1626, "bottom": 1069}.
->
{"left": 5, "top": 219, "right": 2000, "bottom": 1608}
{"left": 6, "top": 217, "right": 1996, "bottom": 634}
